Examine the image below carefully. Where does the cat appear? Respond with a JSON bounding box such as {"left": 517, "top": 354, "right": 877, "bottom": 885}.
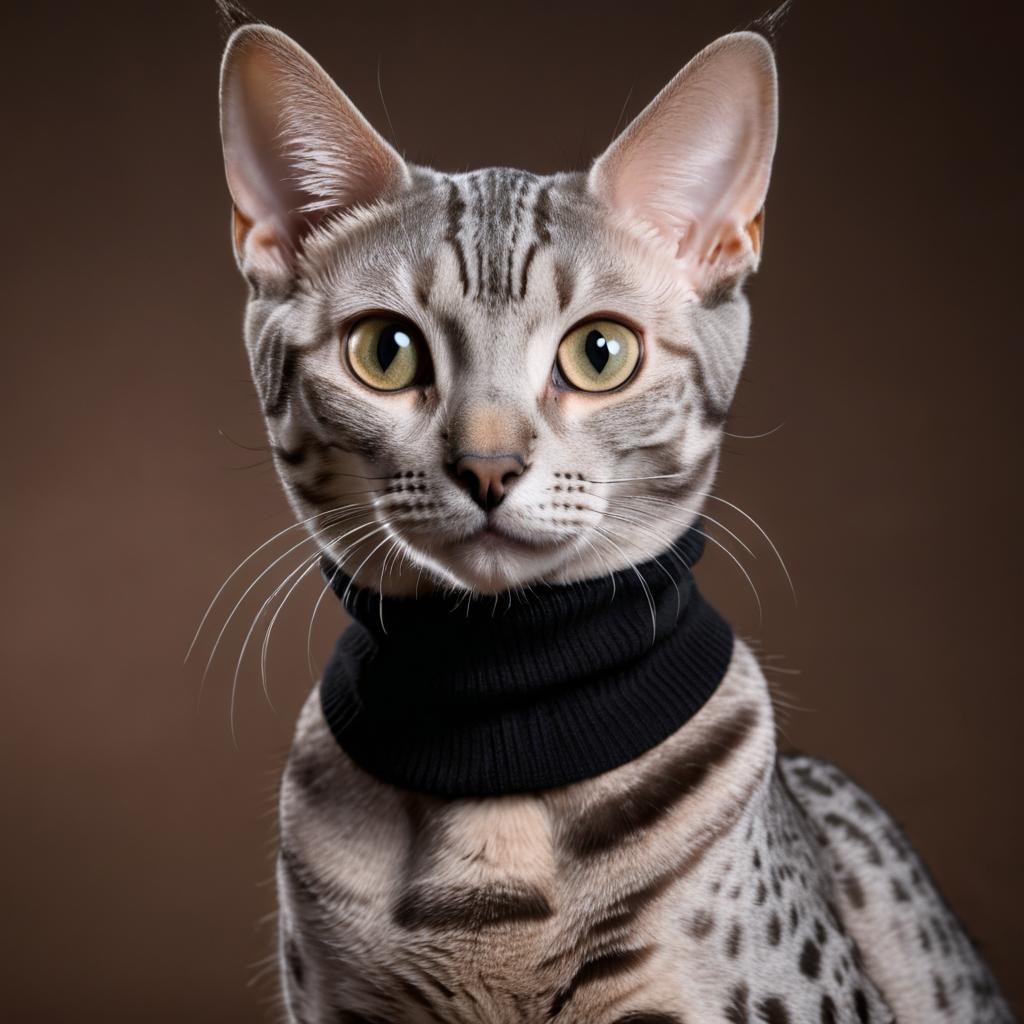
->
{"left": 214, "top": 14, "right": 1015, "bottom": 1024}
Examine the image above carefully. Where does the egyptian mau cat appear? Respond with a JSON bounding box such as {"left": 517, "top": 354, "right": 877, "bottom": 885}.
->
{"left": 215, "top": 15, "right": 1015, "bottom": 1024}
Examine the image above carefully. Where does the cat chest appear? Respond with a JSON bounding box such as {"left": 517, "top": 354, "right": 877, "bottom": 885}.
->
{"left": 277, "top": 776, "right": 885, "bottom": 1024}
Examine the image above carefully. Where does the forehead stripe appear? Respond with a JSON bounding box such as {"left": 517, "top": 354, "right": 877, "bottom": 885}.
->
{"left": 442, "top": 171, "right": 554, "bottom": 306}
{"left": 444, "top": 180, "right": 470, "bottom": 296}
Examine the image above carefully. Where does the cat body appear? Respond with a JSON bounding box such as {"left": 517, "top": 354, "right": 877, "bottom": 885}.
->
{"left": 214, "top": 17, "right": 1015, "bottom": 1023}
{"left": 277, "top": 642, "right": 1005, "bottom": 1023}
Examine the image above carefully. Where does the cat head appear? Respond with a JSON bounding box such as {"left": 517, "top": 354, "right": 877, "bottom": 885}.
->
{"left": 218, "top": 24, "right": 778, "bottom": 595}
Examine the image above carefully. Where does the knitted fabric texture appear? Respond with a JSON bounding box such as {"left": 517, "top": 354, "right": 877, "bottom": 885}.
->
{"left": 319, "top": 527, "right": 734, "bottom": 797}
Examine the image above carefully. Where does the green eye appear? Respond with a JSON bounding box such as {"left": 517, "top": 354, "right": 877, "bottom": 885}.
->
{"left": 556, "top": 319, "right": 641, "bottom": 392}
{"left": 346, "top": 316, "right": 426, "bottom": 391}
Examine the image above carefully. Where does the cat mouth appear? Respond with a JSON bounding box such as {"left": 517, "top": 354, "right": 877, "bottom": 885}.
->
{"left": 467, "top": 522, "right": 561, "bottom": 553}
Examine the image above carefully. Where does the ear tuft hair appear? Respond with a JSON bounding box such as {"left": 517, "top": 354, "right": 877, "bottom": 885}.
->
{"left": 215, "top": 0, "right": 260, "bottom": 40}
{"left": 746, "top": 1, "right": 794, "bottom": 54}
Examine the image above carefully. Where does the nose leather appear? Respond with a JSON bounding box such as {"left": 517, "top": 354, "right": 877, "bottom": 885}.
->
{"left": 452, "top": 454, "right": 525, "bottom": 510}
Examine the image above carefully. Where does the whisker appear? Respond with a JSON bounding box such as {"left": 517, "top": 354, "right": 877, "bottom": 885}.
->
{"left": 600, "top": 503, "right": 762, "bottom": 623}
{"left": 377, "top": 538, "right": 398, "bottom": 633}
{"left": 695, "top": 490, "right": 795, "bottom": 602}
{"left": 217, "top": 427, "right": 269, "bottom": 453}
{"left": 607, "top": 494, "right": 756, "bottom": 560}
{"left": 342, "top": 528, "right": 399, "bottom": 619}
{"left": 303, "top": 521, "right": 391, "bottom": 681}
{"left": 229, "top": 516, "right": 383, "bottom": 743}
{"left": 186, "top": 505, "right": 352, "bottom": 664}
{"left": 198, "top": 504, "right": 373, "bottom": 696}
{"left": 722, "top": 421, "right": 785, "bottom": 440}
{"left": 258, "top": 555, "right": 325, "bottom": 704}
{"left": 306, "top": 575, "right": 337, "bottom": 681}
{"left": 201, "top": 531, "right": 323, "bottom": 699}
{"left": 250, "top": 551, "right": 324, "bottom": 716}
{"left": 576, "top": 469, "right": 793, "bottom": 603}
{"left": 593, "top": 509, "right": 682, "bottom": 620}
{"left": 590, "top": 524, "right": 658, "bottom": 644}
{"left": 577, "top": 531, "right": 617, "bottom": 604}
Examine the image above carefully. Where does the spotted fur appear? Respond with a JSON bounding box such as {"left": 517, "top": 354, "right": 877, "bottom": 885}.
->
{"left": 214, "top": 20, "right": 1016, "bottom": 1024}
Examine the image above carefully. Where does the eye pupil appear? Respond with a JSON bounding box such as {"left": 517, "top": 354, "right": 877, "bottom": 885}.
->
{"left": 346, "top": 317, "right": 426, "bottom": 392}
{"left": 585, "top": 329, "right": 611, "bottom": 373}
{"left": 376, "top": 325, "right": 409, "bottom": 372}
{"left": 556, "top": 319, "right": 640, "bottom": 393}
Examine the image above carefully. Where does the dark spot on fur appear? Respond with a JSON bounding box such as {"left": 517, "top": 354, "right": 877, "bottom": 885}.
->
{"left": 853, "top": 989, "right": 870, "bottom": 1022}
{"left": 793, "top": 765, "right": 834, "bottom": 797}
{"left": 882, "top": 826, "right": 909, "bottom": 862}
{"left": 891, "top": 877, "right": 911, "bottom": 902}
{"left": 767, "top": 912, "right": 782, "bottom": 946}
{"left": 757, "top": 997, "right": 790, "bottom": 1024}
{"left": 854, "top": 797, "right": 877, "bottom": 818}
{"left": 687, "top": 909, "right": 715, "bottom": 940}
{"left": 726, "top": 921, "right": 743, "bottom": 958}
{"left": 820, "top": 995, "right": 837, "bottom": 1024}
{"left": 824, "top": 813, "right": 883, "bottom": 866}
{"left": 799, "top": 939, "right": 821, "bottom": 979}
{"left": 824, "top": 900, "right": 846, "bottom": 935}
{"left": 841, "top": 871, "right": 866, "bottom": 909}
{"left": 725, "top": 983, "right": 750, "bottom": 1024}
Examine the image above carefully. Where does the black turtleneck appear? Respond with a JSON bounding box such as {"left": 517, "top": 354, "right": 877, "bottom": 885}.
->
{"left": 318, "top": 527, "right": 733, "bottom": 798}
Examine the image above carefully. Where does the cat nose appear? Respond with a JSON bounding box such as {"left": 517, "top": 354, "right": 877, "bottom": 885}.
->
{"left": 450, "top": 454, "right": 526, "bottom": 511}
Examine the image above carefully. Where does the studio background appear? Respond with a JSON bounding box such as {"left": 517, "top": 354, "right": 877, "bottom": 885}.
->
{"left": 2, "top": 1, "right": 1021, "bottom": 1020}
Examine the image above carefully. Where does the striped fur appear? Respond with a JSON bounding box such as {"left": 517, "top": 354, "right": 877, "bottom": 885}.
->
{"left": 276, "top": 643, "right": 1011, "bottom": 1023}
{"left": 240, "top": 163, "right": 737, "bottom": 597}
{"left": 215, "top": 23, "right": 1015, "bottom": 1024}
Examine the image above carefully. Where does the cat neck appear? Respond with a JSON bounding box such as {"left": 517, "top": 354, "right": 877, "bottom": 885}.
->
{"left": 318, "top": 527, "right": 734, "bottom": 798}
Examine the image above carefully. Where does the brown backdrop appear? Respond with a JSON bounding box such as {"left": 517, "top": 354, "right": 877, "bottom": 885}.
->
{"left": 2, "top": 2, "right": 1021, "bottom": 1020}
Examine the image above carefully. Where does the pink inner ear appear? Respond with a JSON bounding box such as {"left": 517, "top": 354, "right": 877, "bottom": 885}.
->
{"left": 589, "top": 32, "right": 777, "bottom": 289}
{"left": 219, "top": 25, "right": 410, "bottom": 282}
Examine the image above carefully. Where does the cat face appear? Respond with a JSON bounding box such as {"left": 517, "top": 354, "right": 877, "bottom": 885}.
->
{"left": 219, "top": 26, "right": 777, "bottom": 595}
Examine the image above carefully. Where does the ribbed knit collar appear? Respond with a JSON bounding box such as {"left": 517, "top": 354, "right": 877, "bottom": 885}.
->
{"left": 319, "top": 526, "right": 733, "bottom": 797}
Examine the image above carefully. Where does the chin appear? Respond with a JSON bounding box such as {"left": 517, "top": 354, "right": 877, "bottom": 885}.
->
{"left": 437, "top": 529, "right": 574, "bottom": 595}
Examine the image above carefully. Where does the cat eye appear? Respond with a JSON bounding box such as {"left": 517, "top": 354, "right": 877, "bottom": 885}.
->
{"left": 556, "top": 319, "right": 641, "bottom": 392}
{"left": 345, "top": 316, "right": 428, "bottom": 392}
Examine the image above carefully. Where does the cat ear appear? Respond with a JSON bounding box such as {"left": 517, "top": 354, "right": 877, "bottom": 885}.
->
{"left": 589, "top": 32, "right": 778, "bottom": 295}
{"left": 219, "top": 25, "right": 410, "bottom": 287}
